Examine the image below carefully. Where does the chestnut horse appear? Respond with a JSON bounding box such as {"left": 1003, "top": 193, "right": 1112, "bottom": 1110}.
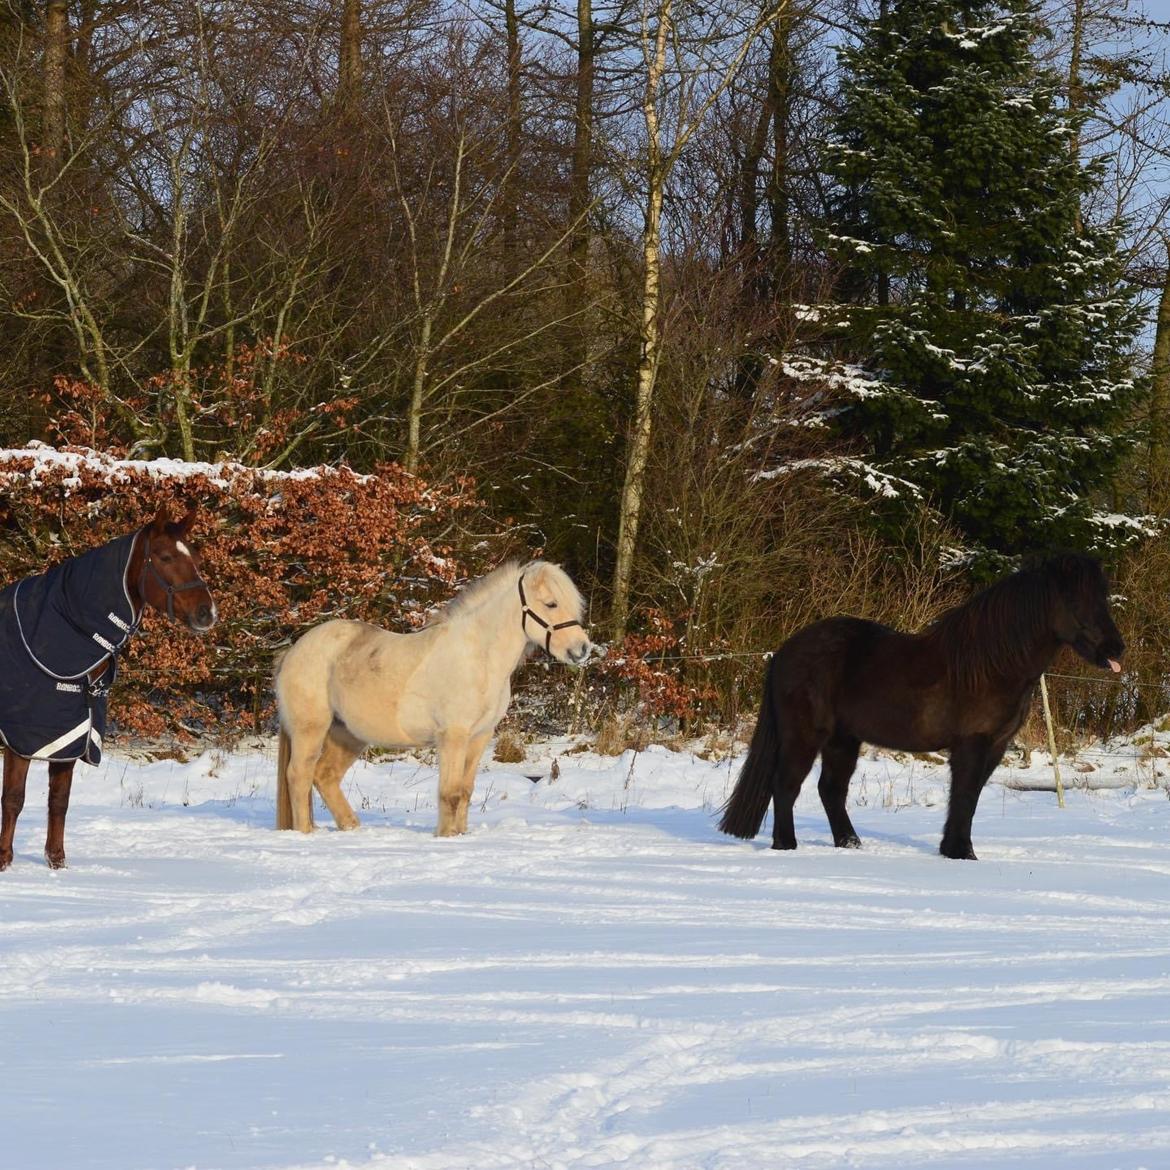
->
{"left": 719, "top": 554, "right": 1125, "bottom": 860}
{"left": 274, "top": 560, "right": 592, "bottom": 836}
{"left": 0, "top": 508, "right": 216, "bottom": 870}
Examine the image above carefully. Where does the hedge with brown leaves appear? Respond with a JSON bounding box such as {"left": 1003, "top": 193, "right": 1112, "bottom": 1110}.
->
{"left": 0, "top": 446, "right": 483, "bottom": 740}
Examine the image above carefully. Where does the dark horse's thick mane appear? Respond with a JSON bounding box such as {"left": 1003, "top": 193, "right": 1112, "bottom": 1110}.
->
{"left": 930, "top": 553, "right": 1104, "bottom": 692}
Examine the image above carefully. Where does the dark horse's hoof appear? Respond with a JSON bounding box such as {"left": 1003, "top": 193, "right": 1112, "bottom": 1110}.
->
{"left": 940, "top": 842, "right": 977, "bottom": 860}
{"left": 835, "top": 834, "right": 862, "bottom": 849}
{"left": 770, "top": 840, "right": 798, "bottom": 851}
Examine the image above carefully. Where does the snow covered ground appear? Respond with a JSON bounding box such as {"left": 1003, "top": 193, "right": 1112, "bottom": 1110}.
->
{"left": 3, "top": 734, "right": 1170, "bottom": 1170}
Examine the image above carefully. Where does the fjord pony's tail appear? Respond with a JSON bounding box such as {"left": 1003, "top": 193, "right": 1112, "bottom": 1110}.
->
{"left": 273, "top": 649, "right": 314, "bottom": 832}
{"left": 719, "top": 657, "right": 782, "bottom": 839}
{"left": 275, "top": 726, "right": 308, "bottom": 831}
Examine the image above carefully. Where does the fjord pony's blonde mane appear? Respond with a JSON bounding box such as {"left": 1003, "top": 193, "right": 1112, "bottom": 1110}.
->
{"left": 427, "top": 560, "right": 584, "bottom": 627}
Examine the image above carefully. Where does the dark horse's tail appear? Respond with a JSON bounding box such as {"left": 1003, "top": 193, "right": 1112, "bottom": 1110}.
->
{"left": 718, "top": 657, "right": 781, "bottom": 839}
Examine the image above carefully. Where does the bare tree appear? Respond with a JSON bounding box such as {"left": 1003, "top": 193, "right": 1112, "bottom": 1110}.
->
{"left": 610, "top": 0, "right": 792, "bottom": 636}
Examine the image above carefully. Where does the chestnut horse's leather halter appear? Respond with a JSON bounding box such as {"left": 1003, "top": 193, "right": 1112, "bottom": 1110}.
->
{"left": 136, "top": 529, "right": 210, "bottom": 623}
{"left": 518, "top": 574, "right": 583, "bottom": 654}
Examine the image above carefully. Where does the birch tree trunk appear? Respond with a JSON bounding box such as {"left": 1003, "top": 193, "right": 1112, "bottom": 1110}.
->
{"left": 610, "top": 0, "right": 789, "bottom": 637}
{"left": 611, "top": 4, "right": 669, "bottom": 638}
{"left": 1148, "top": 245, "right": 1170, "bottom": 514}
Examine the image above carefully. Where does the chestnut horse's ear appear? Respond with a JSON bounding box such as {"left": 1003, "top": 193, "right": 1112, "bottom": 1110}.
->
{"left": 176, "top": 505, "right": 198, "bottom": 536}
{"left": 149, "top": 505, "right": 171, "bottom": 534}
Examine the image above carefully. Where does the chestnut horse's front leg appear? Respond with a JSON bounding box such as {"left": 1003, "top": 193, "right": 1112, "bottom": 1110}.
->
{"left": 1, "top": 749, "right": 30, "bottom": 870}
{"left": 45, "top": 760, "right": 75, "bottom": 869}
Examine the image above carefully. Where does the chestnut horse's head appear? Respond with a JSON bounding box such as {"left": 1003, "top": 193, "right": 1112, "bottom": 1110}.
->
{"left": 133, "top": 506, "right": 217, "bottom": 633}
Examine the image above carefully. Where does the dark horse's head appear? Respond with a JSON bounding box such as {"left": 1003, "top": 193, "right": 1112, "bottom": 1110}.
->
{"left": 1042, "top": 553, "right": 1124, "bottom": 673}
{"left": 133, "top": 506, "right": 217, "bottom": 632}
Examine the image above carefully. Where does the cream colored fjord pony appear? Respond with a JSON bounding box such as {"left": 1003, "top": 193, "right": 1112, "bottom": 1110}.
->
{"left": 274, "top": 560, "right": 592, "bottom": 835}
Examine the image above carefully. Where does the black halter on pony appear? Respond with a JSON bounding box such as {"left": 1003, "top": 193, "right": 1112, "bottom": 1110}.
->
{"left": 518, "top": 574, "right": 584, "bottom": 654}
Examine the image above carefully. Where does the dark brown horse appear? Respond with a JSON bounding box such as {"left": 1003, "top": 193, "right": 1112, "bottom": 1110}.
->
{"left": 0, "top": 507, "right": 216, "bottom": 870}
{"left": 719, "top": 554, "right": 1125, "bottom": 860}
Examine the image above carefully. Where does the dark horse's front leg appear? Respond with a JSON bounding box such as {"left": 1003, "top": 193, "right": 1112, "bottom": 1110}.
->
{"left": 941, "top": 734, "right": 1009, "bottom": 860}
{"left": 45, "top": 760, "right": 75, "bottom": 869}
{"left": 1, "top": 749, "right": 30, "bottom": 870}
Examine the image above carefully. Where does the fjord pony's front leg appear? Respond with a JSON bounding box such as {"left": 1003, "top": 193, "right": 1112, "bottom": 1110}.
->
{"left": 435, "top": 730, "right": 493, "bottom": 837}
{"left": 435, "top": 731, "right": 469, "bottom": 838}
{"left": 0, "top": 749, "right": 30, "bottom": 870}
{"left": 455, "top": 731, "right": 492, "bottom": 835}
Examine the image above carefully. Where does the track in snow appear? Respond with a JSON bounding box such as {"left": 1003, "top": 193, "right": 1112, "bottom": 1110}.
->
{"left": 2, "top": 742, "right": 1169, "bottom": 1169}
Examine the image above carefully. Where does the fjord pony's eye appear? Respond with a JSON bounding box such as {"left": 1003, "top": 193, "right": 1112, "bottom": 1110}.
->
{"left": 523, "top": 563, "right": 592, "bottom": 665}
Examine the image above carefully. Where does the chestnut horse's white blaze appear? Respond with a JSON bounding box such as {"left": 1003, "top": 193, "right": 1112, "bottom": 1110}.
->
{"left": 273, "top": 561, "right": 591, "bottom": 836}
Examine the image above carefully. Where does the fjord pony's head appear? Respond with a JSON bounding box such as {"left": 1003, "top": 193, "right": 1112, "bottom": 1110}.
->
{"left": 518, "top": 561, "right": 591, "bottom": 665}
{"left": 1044, "top": 553, "right": 1124, "bottom": 673}
{"left": 133, "top": 506, "right": 217, "bottom": 633}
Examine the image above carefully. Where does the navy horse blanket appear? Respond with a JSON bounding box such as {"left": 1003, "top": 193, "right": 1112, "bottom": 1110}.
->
{"left": 0, "top": 532, "right": 140, "bottom": 764}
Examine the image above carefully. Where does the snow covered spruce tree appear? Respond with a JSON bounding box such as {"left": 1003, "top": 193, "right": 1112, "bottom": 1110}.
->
{"left": 823, "top": 0, "right": 1145, "bottom": 568}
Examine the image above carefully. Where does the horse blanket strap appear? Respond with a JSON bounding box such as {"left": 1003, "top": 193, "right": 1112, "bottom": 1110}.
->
{"left": 518, "top": 575, "right": 582, "bottom": 654}
{"left": 0, "top": 531, "right": 141, "bottom": 764}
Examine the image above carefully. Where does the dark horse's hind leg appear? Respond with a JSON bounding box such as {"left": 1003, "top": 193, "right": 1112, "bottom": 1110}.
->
{"left": 1, "top": 749, "right": 30, "bottom": 871}
{"left": 770, "top": 731, "right": 821, "bottom": 851}
{"left": 941, "top": 734, "right": 1008, "bottom": 860}
{"left": 45, "top": 760, "right": 75, "bottom": 869}
{"left": 819, "top": 732, "right": 862, "bottom": 848}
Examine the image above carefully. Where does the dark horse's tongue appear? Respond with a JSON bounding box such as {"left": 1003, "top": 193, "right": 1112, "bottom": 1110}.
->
{"left": 1108, "top": 659, "right": 1122, "bottom": 673}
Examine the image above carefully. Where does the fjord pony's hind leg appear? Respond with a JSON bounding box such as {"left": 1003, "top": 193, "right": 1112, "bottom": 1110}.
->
{"left": 312, "top": 723, "right": 364, "bottom": 831}
{"left": 274, "top": 634, "right": 341, "bottom": 833}
{"left": 276, "top": 725, "right": 326, "bottom": 832}
{"left": 0, "top": 749, "right": 29, "bottom": 870}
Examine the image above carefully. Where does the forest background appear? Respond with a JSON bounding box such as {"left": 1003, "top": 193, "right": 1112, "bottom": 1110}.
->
{"left": 1, "top": 0, "right": 1169, "bottom": 747}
